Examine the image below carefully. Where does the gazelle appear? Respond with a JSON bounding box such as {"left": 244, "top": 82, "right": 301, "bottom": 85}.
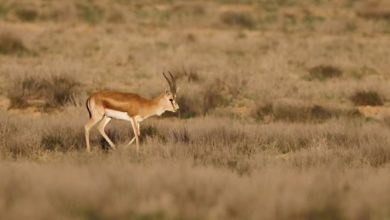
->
{"left": 84, "top": 72, "right": 179, "bottom": 152}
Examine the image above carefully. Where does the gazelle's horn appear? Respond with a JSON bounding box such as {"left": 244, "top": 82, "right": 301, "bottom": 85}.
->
{"left": 168, "top": 71, "right": 176, "bottom": 93}
{"left": 163, "top": 72, "right": 176, "bottom": 94}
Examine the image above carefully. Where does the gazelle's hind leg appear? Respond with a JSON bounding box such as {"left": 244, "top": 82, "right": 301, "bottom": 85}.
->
{"left": 127, "top": 122, "right": 140, "bottom": 146}
{"left": 84, "top": 116, "right": 103, "bottom": 152}
{"left": 84, "top": 99, "right": 105, "bottom": 152}
{"left": 97, "top": 116, "right": 116, "bottom": 150}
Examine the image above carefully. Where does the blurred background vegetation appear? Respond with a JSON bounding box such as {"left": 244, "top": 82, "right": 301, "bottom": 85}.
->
{"left": 1, "top": 1, "right": 390, "bottom": 220}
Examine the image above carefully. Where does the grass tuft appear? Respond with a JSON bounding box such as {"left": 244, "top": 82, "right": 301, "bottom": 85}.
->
{"left": 350, "top": 90, "right": 384, "bottom": 106}
{"left": 7, "top": 74, "right": 80, "bottom": 110}
{"left": 76, "top": 2, "right": 104, "bottom": 24}
{"left": 0, "top": 31, "right": 28, "bottom": 55}
{"left": 221, "top": 11, "right": 256, "bottom": 29}
{"left": 14, "top": 7, "right": 38, "bottom": 22}
{"left": 252, "top": 102, "right": 344, "bottom": 122}
{"left": 356, "top": 2, "right": 390, "bottom": 20}
{"left": 308, "top": 65, "right": 342, "bottom": 81}
{"left": 177, "top": 95, "right": 199, "bottom": 118}
{"left": 202, "top": 81, "right": 226, "bottom": 115}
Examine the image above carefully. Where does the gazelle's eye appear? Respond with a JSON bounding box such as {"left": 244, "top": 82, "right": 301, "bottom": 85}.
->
{"left": 169, "top": 99, "right": 173, "bottom": 102}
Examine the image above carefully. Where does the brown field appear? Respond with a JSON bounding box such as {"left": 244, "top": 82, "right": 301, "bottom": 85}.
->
{"left": 1, "top": 0, "right": 390, "bottom": 219}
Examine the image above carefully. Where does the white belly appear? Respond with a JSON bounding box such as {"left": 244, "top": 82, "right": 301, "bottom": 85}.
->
{"left": 105, "top": 109, "right": 144, "bottom": 122}
{"left": 105, "top": 109, "right": 131, "bottom": 121}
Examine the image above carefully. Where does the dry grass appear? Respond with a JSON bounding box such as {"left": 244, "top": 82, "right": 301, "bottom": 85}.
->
{"left": 220, "top": 11, "right": 256, "bottom": 29}
{"left": 0, "top": 31, "right": 28, "bottom": 55}
{"left": 350, "top": 90, "right": 384, "bottom": 106}
{"left": 356, "top": 1, "right": 390, "bottom": 20}
{"left": 1, "top": 0, "right": 390, "bottom": 219}
{"left": 251, "top": 101, "right": 355, "bottom": 123}
{"left": 307, "top": 65, "right": 343, "bottom": 81}
{"left": 1, "top": 109, "right": 390, "bottom": 219}
{"left": 7, "top": 74, "right": 80, "bottom": 110}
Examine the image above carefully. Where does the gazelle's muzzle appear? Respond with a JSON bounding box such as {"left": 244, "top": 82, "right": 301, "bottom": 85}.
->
{"left": 172, "top": 103, "right": 179, "bottom": 112}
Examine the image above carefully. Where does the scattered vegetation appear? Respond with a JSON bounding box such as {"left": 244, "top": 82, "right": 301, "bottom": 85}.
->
{"left": 76, "top": 2, "right": 104, "bottom": 24}
{"left": 178, "top": 88, "right": 225, "bottom": 118}
{"left": 0, "top": 0, "right": 390, "bottom": 219}
{"left": 40, "top": 126, "right": 85, "bottom": 152}
{"left": 14, "top": 7, "right": 38, "bottom": 22}
{"left": 252, "top": 102, "right": 350, "bottom": 122}
{"left": 350, "top": 90, "right": 384, "bottom": 106}
{"left": 171, "top": 2, "right": 206, "bottom": 16}
{"left": 221, "top": 11, "right": 256, "bottom": 29}
{"left": 2, "top": 112, "right": 390, "bottom": 220}
{"left": 307, "top": 65, "right": 343, "bottom": 81}
{"left": 177, "top": 95, "right": 199, "bottom": 118}
{"left": 178, "top": 78, "right": 232, "bottom": 118}
{"left": 0, "top": 31, "right": 28, "bottom": 55}
{"left": 7, "top": 74, "right": 80, "bottom": 110}
{"left": 202, "top": 80, "right": 227, "bottom": 115}
{"left": 171, "top": 69, "right": 202, "bottom": 83}
{"left": 303, "top": 14, "right": 325, "bottom": 30}
{"left": 0, "top": 4, "right": 9, "bottom": 18}
{"left": 356, "top": 2, "right": 390, "bottom": 20}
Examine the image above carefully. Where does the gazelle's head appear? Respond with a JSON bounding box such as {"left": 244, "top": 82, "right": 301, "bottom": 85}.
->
{"left": 163, "top": 72, "right": 179, "bottom": 112}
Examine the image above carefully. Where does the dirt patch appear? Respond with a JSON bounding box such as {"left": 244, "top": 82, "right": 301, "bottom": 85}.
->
{"left": 0, "top": 96, "right": 10, "bottom": 110}
{"left": 357, "top": 105, "right": 390, "bottom": 120}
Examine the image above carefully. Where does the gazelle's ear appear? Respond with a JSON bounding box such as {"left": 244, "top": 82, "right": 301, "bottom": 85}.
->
{"left": 176, "top": 87, "right": 180, "bottom": 92}
{"left": 165, "top": 89, "right": 170, "bottom": 95}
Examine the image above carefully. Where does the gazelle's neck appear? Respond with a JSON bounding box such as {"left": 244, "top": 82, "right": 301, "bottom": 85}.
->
{"left": 150, "top": 93, "right": 167, "bottom": 116}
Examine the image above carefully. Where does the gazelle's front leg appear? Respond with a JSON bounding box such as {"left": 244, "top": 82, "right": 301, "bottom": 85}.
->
{"left": 127, "top": 137, "right": 136, "bottom": 146}
{"left": 130, "top": 118, "right": 140, "bottom": 152}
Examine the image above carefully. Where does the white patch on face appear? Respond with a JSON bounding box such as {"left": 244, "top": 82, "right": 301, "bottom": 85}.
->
{"left": 105, "top": 109, "right": 131, "bottom": 121}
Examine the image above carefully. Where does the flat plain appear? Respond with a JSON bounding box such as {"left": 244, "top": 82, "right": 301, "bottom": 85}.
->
{"left": 1, "top": 0, "right": 390, "bottom": 219}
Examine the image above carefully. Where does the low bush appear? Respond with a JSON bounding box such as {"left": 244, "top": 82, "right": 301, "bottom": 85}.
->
{"left": 7, "top": 74, "right": 80, "bottom": 110}
{"left": 14, "top": 7, "right": 38, "bottom": 21}
{"left": 41, "top": 126, "right": 85, "bottom": 152}
{"left": 221, "top": 11, "right": 256, "bottom": 29}
{"left": 0, "top": 31, "right": 28, "bottom": 55}
{"left": 76, "top": 2, "right": 104, "bottom": 24}
{"left": 170, "top": 69, "right": 202, "bottom": 83}
{"left": 350, "top": 90, "right": 384, "bottom": 106}
{"left": 252, "top": 102, "right": 344, "bottom": 122}
{"left": 307, "top": 65, "right": 342, "bottom": 81}
{"left": 356, "top": 2, "right": 390, "bottom": 20}
{"left": 177, "top": 78, "right": 229, "bottom": 118}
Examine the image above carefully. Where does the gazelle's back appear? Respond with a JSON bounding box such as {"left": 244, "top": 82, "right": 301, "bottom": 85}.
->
{"left": 90, "top": 90, "right": 152, "bottom": 115}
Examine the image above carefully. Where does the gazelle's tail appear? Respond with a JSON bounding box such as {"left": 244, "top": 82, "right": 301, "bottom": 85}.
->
{"left": 86, "top": 97, "right": 92, "bottom": 119}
